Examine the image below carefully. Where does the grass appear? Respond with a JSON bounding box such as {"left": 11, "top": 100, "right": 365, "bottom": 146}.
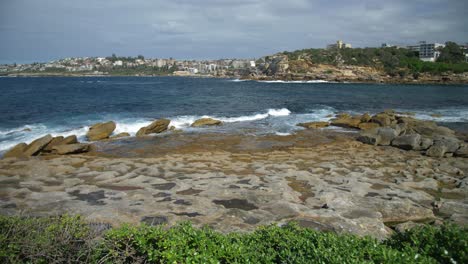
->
{"left": 0, "top": 214, "right": 466, "bottom": 263}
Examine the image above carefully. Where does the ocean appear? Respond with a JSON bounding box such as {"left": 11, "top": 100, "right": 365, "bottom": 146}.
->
{"left": 0, "top": 76, "right": 467, "bottom": 153}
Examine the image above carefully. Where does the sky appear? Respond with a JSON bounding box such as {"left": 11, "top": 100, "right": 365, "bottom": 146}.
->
{"left": 1, "top": 0, "right": 467, "bottom": 64}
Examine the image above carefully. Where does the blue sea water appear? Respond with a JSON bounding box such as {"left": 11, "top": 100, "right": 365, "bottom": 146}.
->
{"left": 0, "top": 76, "right": 467, "bottom": 152}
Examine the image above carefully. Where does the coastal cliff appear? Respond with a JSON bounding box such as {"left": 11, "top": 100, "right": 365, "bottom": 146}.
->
{"left": 245, "top": 53, "right": 468, "bottom": 84}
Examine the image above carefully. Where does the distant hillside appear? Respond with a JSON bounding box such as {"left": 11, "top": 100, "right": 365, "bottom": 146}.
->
{"left": 250, "top": 43, "right": 468, "bottom": 83}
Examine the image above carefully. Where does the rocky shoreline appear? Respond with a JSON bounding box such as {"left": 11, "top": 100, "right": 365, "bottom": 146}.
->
{"left": 3, "top": 71, "right": 468, "bottom": 85}
{"left": 0, "top": 113, "right": 467, "bottom": 239}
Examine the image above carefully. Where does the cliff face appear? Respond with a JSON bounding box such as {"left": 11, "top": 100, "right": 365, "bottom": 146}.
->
{"left": 248, "top": 54, "right": 468, "bottom": 84}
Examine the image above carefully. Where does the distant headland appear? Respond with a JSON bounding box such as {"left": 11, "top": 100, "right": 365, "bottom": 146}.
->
{"left": 2, "top": 40, "right": 468, "bottom": 84}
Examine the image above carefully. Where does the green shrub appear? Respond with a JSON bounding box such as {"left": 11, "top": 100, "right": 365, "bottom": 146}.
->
{"left": 386, "top": 224, "right": 468, "bottom": 264}
{"left": 0, "top": 214, "right": 97, "bottom": 263}
{"left": 1, "top": 215, "right": 467, "bottom": 263}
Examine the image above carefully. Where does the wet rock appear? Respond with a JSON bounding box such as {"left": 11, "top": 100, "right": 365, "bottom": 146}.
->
{"left": 141, "top": 216, "right": 168, "bottom": 226}
{"left": 136, "top": 119, "right": 170, "bottom": 136}
{"left": 297, "top": 121, "right": 329, "bottom": 129}
{"left": 357, "top": 131, "right": 380, "bottom": 145}
{"left": 87, "top": 121, "right": 116, "bottom": 141}
{"left": 110, "top": 132, "right": 130, "bottom": 139}
{"left": 3, "top": 143, "right": 28, "bottom": 158}
{"left": 213, "top": 199, "right": 258, "bottom": 211}
{"left": 23, "top": 134, "right": 53, "bottom": 156}
{"left": 69, "top": 190, "right": 106, "bottom": 205}
{"left": 391, "top": 134, "right": 421, "bottom": 150}
{"left": 52, "top": 143, "right": 90, "bottom": 155}
{"left": 191, "top": 118, "right": 222, "bottom": 127}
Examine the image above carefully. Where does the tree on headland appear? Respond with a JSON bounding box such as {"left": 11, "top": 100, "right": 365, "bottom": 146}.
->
{"left": 437, "top": 42, "right": 465, "bottom": 64}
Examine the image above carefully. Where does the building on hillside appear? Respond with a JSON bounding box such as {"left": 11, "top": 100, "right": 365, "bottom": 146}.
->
{"left": 113, "top": 60, "right": 123, "bottom": 66}
{"left": 327, "top": 40, "right": 352, "bottom": 49}
{"left": 156, "top": 59, "right": 167, "bottom": 68}
{"left": 406, "top": 41, "right": 445, "bottom": 62}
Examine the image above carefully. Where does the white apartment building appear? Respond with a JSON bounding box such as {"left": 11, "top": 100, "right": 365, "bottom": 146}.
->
{"left": 406, "top": 41, "right": 445, "bottom": 62}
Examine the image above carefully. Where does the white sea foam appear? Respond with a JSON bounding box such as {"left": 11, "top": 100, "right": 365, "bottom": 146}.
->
{"left": 267, "top": 108, "right": 291, "bottom": 116}
{"left": 258, "top": 80, "right": 328, "bottom": 84}
{"left": 2, "top": 106, "right": 467, "bottom": 154}
{"left": 114, "top": 120, "right": 152, "bottom": 135}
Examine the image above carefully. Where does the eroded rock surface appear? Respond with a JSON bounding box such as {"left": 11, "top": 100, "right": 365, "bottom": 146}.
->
{"left": 1, "top": 132, "right": 466, "bottom": 239}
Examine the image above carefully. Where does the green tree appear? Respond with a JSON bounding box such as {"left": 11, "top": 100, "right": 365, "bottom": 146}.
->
{"left": 437, "top": 42, "right": 465, "bottom": 63}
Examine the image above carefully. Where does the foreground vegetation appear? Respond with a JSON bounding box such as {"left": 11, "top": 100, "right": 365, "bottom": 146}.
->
{"left": 0, "top": 215, "right": 466, "bottom": 263}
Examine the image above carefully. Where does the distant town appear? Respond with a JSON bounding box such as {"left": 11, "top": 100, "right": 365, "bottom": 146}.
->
{"left": 1, "top": 40, "right": 467, "bottom": 78}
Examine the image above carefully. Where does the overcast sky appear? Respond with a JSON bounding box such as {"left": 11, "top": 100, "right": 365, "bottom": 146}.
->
{"left": 1, "top": 0, "right": 467, "bottom": 63}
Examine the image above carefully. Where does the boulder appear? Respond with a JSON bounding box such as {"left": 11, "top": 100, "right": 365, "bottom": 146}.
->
{"left": 357, "top": 130, "right": 380, "bottom": 145}
{"left": 398, "top": 117, "right": 455, "bottom": 138}
{"left": 3, "top": 143, "right": 28, "bottom": 158}
{"left": 297, "top": 121, "right": 329, "bottom": 129}
{"left": 23, "top": 134, "right": 53, "bottom": 156}
{"left": 358, "top": 127, "right": 399, "bottom": 146}
{"left": 61, "top": 135, "right": 78, "bottom": 145}
{"left": 358, "top": 122, "right": 380, "bottom": 131}
{"left": 51, "top": 143, "right": 90, "bottom": 155}
{"left": 110, "top": 132, "right": 130, "bottom": 139}
{"left": 392, "top": 123, "right": 407, "bottom": 135}
{"left": 419, "top": 137, "right": 434, "bottom": 150}
{"left": 191, "top": 118, "right": 222, "bottom": 127}
{"left": 43, "top": 136, "right": 64, "bottom": 151}
{"left": 86, "top": 121, "right": 116, "bottom": 141}
{"left": 136, "top": 119, "right": 170, "bottom": 136}
{"left": 426, "top": 144, "right": 448, "bottom": 158}
{"left": 370, "top": 113, "right": 396, "bottom": 127}
{"left": 454, "top": 143, "right": 468, "bottom": 158}
{"left": 360, "top": 113, "right": 372, "bottom": 123}
{"left": 376, "top": 128, "right": 398, "bottom": 146}
{"left": 432, "top": 137, "right": 460, "bottom": 153}
{"left": 391, "top": 134, "right": 421, "bottom": 150}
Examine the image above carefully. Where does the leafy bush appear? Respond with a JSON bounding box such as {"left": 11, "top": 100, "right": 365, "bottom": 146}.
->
{"left": 1, "top": 215, "right": 467, "bottom": 263}
{"left": 386, "top": 224, "right": 468, "bottom": 264}
{"left": 0, "top": 214, "right": 97, "bottom": 263}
